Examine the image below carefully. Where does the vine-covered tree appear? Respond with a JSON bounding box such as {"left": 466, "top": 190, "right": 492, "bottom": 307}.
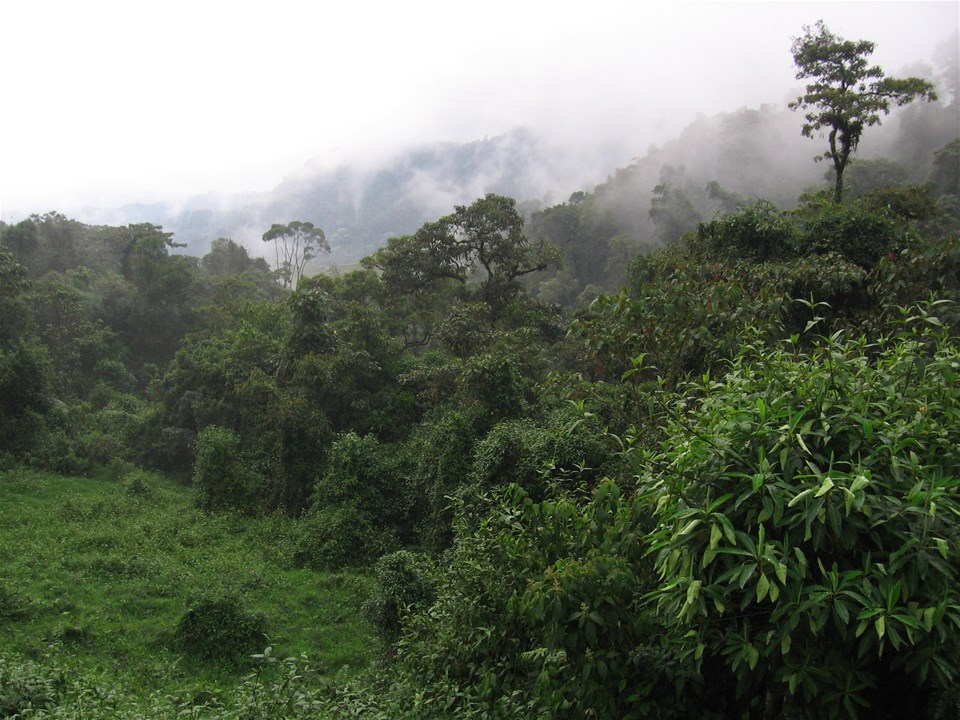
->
{"left": 262, "top": 221, "right": 329, "bottom": 289}
{"left": 789, "top": 21, "right": 937, "bottom": 203}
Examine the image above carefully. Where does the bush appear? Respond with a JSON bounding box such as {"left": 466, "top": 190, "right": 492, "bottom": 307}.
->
{"left": 294, "top": 504, "right": 400, "bottom": 570}
{"left": 176, "top": 595, "right": 266, "bottom": 666}
{"left": 0, "top": 654, "right": 62, "bottom": 717}
{"left": 470, "top": 410, "right": 615, "bottom": 500}
{"left": 312, "top": 433, "right": 413, "bottom": 542}
{"left": 121, "top": 468, "right": 156, "bottom": 498}
{"left": 640, "top": 311, "right": 960, "bottom": 717}
{"left": 0, "top": 584, "right": 29, "bottom": 621}
{"left": 695, "top": 201, "right": 798, "bottom": 262}
{"left": 387, "top": 482, "right": 656, "bottom": 719}
{"left": 193, "top": 426, "right": 258, "bottom": 513}
{"left": 363, "top": 550, "right": 435, "bottom": 642}
{"left": 796, "top": 201, "right": 908, "bottom": 269}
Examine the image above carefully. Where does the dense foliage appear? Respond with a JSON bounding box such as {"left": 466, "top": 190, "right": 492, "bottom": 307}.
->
{"left": 0, "top": 24, "right": 958, "bottom": 716}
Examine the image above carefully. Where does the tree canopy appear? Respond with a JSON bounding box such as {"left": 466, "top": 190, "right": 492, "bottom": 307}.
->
{"left": 368, "top": 193, "right": 559, "bottom": 321}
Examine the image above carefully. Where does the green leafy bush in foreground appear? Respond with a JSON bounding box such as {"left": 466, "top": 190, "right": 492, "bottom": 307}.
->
{"left": 642, "top": 305, "right": 960, "bottom": 718}
{"left": 0, "top": 654, "right": 63, "bottom": 718}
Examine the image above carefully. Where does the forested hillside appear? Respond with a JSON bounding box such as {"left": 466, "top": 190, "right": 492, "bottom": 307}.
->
{"left": 1, "top": 21, "right": 959, "bottom": 720}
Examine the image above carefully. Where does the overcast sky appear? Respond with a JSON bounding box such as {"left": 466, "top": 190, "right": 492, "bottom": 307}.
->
{"left": 2, "top": 1, "right": 956, "bottom": 221}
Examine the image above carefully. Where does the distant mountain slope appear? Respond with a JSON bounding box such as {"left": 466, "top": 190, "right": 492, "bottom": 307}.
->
{"left": 132, "top": 129, "right": 625, "bottom": 265}
{"left": 78, "top": 85, "right": 955, "bottom": 269}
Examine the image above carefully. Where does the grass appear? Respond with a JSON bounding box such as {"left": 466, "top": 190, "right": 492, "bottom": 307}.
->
{"left": 0, "top": 466, "right": 376, "bottom": 714}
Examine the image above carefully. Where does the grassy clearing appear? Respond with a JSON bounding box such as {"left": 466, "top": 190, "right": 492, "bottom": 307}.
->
{"left": 0, "top": 466, "right": 375, "bottom": 712}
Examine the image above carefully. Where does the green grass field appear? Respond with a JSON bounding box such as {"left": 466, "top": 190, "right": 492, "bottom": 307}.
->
{"left": 0, "top": 467, "right": 375, "bottom": 716}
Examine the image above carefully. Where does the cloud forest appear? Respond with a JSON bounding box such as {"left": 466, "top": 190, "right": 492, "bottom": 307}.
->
{"left": 0, "top": 22, "right": 959, "bottom": 720}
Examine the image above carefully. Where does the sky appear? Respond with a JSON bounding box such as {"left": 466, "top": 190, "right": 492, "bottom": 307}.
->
{"left": 2, "top": 0, "right": 957, "bottom": 221}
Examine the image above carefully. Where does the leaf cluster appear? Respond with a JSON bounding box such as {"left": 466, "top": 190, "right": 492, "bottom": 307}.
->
{"left": 642, "top": 315, "right": 960, "bottom": 716}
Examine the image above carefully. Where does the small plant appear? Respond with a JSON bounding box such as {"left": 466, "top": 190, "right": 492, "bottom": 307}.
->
{"left": 0, "top": 584, "right": 29, "bottom": 622}
{"left": 0, "top": 655, "right": 63, "bottom": 717}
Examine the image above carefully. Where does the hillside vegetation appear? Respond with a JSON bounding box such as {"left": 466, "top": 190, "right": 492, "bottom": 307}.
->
{"left": 1, "top": 23, "right": 959, "bottom": 719}
{"left": 0, "top": 467, "right": 373, "bottom": 717}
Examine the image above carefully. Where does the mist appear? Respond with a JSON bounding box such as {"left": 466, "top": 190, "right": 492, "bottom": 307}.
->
{"left": 2, "top": 1, "right": 956, "bottom": 256}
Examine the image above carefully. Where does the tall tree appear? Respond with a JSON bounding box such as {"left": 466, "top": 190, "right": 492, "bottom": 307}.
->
{"left": 369, "top": 194, "right": 557, "bottom": 322}
{"left": 262, "top": 221, "right": 328, "bottom": 289}
{"left": 789, "top": 21, "right": 937, "bottom": 203}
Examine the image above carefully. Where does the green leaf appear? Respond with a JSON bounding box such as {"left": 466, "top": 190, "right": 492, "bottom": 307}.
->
{"left": 709, "top": 523, "right": 722, "bottom": 549}
{"left": 835, "top": 600, "right": 850, "bottom": 625}
{"left": 788, "top": 488, "right": 815, "bottom": 507}
{"left": 849, "top": 474, "right": 870, "bottom": 493}
{"left": 775, "top": 562, "right": 788, "bottom": 586}
{"left": 718, "top": 514, "right": 737, "bottom": 544}
{"left": 840, "top": 488, "right": 855, "bottom": 516}
{"left": 814, "top": 477, "right": 835, "bottom": 498}
{"left": 934, "top": 538, "right": 949, "bottom": 559}
{"left": 757, "top": 572, "right": 770, "bottom": 602}
{"left": 875, "top": 615, "right": 886, "bottom": 640}
{"left": 891, "top": 613, "right": 920, "bottom": 629}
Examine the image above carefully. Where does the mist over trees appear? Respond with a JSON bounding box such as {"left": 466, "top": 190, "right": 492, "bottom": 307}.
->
{"left": 0, "top": 20, "right": 959, "bottom": 720}
{"left": 60, "top": 23, "right": 956, "bottom": 279}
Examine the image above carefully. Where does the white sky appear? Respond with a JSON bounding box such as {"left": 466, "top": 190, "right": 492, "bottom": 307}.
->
{"left": 2, "top": 1, "right": 957, "bottom": 220}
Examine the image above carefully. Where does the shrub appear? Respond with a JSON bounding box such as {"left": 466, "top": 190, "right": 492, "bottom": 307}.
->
{"left": 470, "top": 410, "right": 615, "bottom": 499}
{"left": 0, "top": 584, "right": 29, "bottom": 621}
{"left": 121, "top": 469, "right": 156, "bottom": 498}
{"left": 640, "top": 310, "right": 960, "bottom": 717}
{"left": 312, "top": 433, "right": 413, "bottom": 542}
{"left": 695, "top": 201, "right": 798, "bottom": 262}
{"left": 176, "top": 595, "right": 266, "bottom": 666}
{"left": 294, "top": 504, "right": 400, "bottom": 570}
{"left": 378, "top": 482, "right": 657, "bottom": 719}
{"left": 193, "top": 425, "right": 258, "bottom": 513}
{"left": 0, "top": 654, "right": 62, "bottom": 717}
{"left": 796, "top": 201, "right": 909, "bottom": 269}
{"left": 363, "top": 550, "right": 435, "bottom": 642}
